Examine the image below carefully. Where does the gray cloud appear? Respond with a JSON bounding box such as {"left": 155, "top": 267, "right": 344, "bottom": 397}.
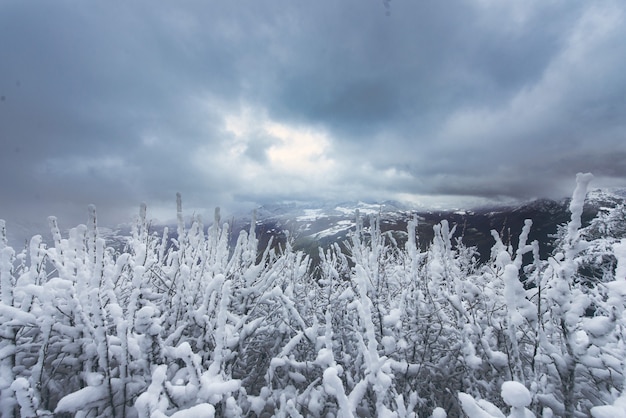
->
{"left": 1, "top": 0, "right": 625, "bottom": 238}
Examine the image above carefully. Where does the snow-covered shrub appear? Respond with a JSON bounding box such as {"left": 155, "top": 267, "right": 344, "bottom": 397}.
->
{"left": 2, "top": 172, "right": 626, "bottom": 417}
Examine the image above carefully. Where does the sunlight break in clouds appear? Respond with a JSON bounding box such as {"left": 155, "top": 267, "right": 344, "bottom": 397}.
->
{"left": 264, "top": 120, "right": 335, "bottom": 175}
{"left": 196, "top": 104, "right": 337, "bottom": 199}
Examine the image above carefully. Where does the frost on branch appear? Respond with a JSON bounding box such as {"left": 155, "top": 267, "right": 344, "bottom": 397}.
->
{"left": 501, "top": 381, "right": 534, "bottom": 418}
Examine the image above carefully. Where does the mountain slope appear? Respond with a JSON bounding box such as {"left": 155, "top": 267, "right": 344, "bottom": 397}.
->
{"left": 238, "top": 189, "right": 625, "bottom": 264}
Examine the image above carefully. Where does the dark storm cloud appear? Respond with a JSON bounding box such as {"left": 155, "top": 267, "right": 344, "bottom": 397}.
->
{"left": 1, "top": 0, "right": 625, "bottom": 239}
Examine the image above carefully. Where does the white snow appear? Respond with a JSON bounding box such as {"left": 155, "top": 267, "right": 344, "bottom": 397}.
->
{"left": 296, "top": 209, "right": 324, "bottom": 222}
{"left": 614, "top": 238, "right": 626, "bottom": 280}
{"left": 501, "top": 381, "right": 531, "bottom": 408}
{"left": 583, "top": 316, "right": 614, "bottom": 338}
{"left": 459, "top": 392, "right": 503, "bottom": 418}
{"left": 335, "top": 202, "right": 380, "bottom": 216}
{"left": 568, "top": 173, "right": 594, "bottom": 242}
{"left": 11, "top": 378, "right": 38, "bottom": 416}
{"left": 432, "top": 407, "right": 447, "bottom": 418}
{"left": 168, "top": 403, "right": 216, "bottom": 418}
{"left": 591, "top": 396, "right": 626, "bottom": 418}
{"left": 501, "top": 381, "right": 535, "bottom": 418}
{"left": 314, "top": 220, "right": 354, "bottom": 239}
{"left": 55, "top": 385, "right": 108, "bottom": 414}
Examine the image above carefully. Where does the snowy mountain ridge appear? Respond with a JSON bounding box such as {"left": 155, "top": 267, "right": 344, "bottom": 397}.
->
{"left": 240, "top": 188, "right": 625, "bottom": 263}
{"left": 3, "top": 189, "right": 624, "bottom": 261}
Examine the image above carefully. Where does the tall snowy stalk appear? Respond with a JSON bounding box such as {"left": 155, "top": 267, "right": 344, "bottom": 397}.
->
{"left": 539, "top": 173, "right": 594, "bottom": 417}
{"left": 0, "top": 219, "right": 18, "bottom": 416}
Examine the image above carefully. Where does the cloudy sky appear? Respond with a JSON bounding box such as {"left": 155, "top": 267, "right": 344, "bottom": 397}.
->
{"left": 1, "top": 0, "right": 626, "bottom": 235}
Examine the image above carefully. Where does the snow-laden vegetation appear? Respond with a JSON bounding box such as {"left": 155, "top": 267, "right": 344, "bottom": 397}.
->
{"left": 1, "top": 173, "right": 626, "bottom": 417}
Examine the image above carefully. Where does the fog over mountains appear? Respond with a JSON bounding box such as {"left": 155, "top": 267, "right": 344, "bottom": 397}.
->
{"left": 5, "top": 188, "right": 624, "bottom": 269}
{"left": 23, "top": 187, "right": 617, "bottom": 268}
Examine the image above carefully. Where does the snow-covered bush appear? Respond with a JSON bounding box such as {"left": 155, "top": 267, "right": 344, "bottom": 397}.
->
{"left": 1, "top": 173, "right": 625, "bottom": 417}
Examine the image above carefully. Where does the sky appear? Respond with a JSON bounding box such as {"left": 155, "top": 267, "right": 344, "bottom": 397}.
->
{"left": 1, "top": 0, "right": 626, "bottom": 238}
